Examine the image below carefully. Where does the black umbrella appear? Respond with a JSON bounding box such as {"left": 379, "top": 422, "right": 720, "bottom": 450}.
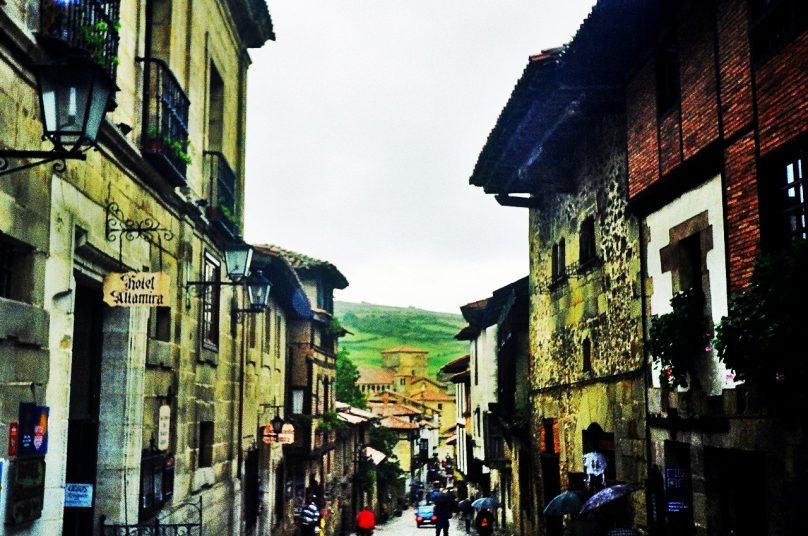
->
{"left": 543, "top": 490, "right": 584, "bottom": 516}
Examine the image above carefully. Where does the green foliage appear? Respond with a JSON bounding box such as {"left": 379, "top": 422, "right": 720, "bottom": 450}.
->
{"left": 334, "top": 301, "right": 467, "bottom": 377}
{"left": 648, "top": 288, "right": 712, "bottom": 389}
{"left": 315, "top": 409, "right": 346, "bottom": 433}
{"left": 336, "top": 348, "right": 366, "bottom": 408}
{"left": 80, "top": 20, "right": 120, "bottom": 70}
{"left": 715, "top": 240, "right": 808, "bottom": 407}
{"left": 369, "top": 425, "right": 399, "bottom": 454}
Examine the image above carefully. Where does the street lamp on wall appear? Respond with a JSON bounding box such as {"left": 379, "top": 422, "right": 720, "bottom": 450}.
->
{"left": 0, "top": 59, "right": 114, "bottom": 176}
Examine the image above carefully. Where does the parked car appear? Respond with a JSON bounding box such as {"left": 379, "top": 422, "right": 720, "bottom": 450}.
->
{"left": 415, "top": 504, "right": 437, "bottom": 527}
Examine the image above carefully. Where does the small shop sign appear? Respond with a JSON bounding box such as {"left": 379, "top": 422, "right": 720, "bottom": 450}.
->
{"left": 103, "top": 272, "right": 170, "bottom": 307}
{"left": 158, "top": 405, "right": 171, "bottom": 451}
{"left": 64, "top": 483, "right": 94, "bottom": 508}
{"left": 18, "top": 404, "right": 48, "bottom": 457}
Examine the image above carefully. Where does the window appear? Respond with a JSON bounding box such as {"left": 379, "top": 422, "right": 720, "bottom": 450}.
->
{"left": 201, "top": 253, "right": 220, "bottom": 349}
{"left": 579, "top": 216, "right": 597, "bottom": 264}
{"left": 552, "top": 238, "right": 566, "bottom": 281}
{"left": 399, "top": 378, "right": 406, "bottom": 386}
{"left": 656, "top": 38, "right": 680, "bottom": 117}
{"left": 780, "top": 148, "right": 806, "bottom": 242}
{"left": 207, "top": 62, "right": 224, "bottom": 152}
{"left": 0, "top": 235, "right": 30, "bottom": 302}
{"left": 139, "top": 448, "right": 174, "bottom": 521}
{"left": 582, "top": 337, "right": 592, "bottom": 373}
{"left": 149, "top": 306, "right": 171, "bottom": 342}
{"left": 292, "top": 388, "right": 305, "bottom": 414}
{"left": 750, "top": 0, "right": 808, "bottom": 63}
{"left": 198, "top": 421, "right": 214, "bottom": 468}
{"left": 438, "top": 403, "right": 443, "bottom": 410}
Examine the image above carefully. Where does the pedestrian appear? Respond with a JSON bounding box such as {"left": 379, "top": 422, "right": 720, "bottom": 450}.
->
{"left": 356, "top": 505, "right": 376, "bottom": 536}
{"left": 300, "top": 495, "right": 321, "bottom": 536}
{"left": 338, "top": 499, "right": 351, "bottom": 536}
{"left": 474, "top": 507, "right": 495, "bottom": 536}
{"left": 460, "top": 499, "right": 474, "bottom": 533}
{"left": 433, "top": 496, "right": 452, "bottom": 536}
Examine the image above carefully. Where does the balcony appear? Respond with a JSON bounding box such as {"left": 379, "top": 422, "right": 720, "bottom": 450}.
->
{"left": 39, "top": 0, "right": 121, "bottom": 82}
{"left": 204, "top": 151, "right": 240, "bottom": 238}
{"left": 140, "top": 58, "right": 190, "bottom": 186}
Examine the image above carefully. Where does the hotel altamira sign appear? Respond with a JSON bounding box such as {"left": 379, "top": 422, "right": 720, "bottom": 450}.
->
{"left": 103, "top": 272, "right": 170, "bottom": 307}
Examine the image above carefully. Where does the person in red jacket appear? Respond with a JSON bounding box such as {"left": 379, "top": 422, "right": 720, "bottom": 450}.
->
{"left": 356, "top": 506, "right": 376, "bottom": 536}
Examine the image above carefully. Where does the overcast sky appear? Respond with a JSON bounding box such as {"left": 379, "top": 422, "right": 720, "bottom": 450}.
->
{"left": 244, "top": 1, "right": 597, "bottom": 313}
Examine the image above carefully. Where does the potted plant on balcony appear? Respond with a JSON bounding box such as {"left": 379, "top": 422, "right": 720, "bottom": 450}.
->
{"left": 648, "top": 288, "right": 712, "bottom": 390}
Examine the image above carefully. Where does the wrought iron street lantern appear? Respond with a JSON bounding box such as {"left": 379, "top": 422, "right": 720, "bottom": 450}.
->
{"left": 245, "top": 270, "right": 272, "bottom": 311}
{"left": 224, "top": 244, "right": 254, "bottom": 282}
{"left": 0, "top": 59, "right": 114, "bottom": 176}
{"left": 271, "top": 414, "right": 285, "bottom": 435}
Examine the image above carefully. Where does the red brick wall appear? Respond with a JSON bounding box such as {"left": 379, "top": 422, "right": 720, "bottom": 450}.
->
{"left": 627, "top": 62, "right": 659, "bottom": 199}
{"left": 723, "top": 132, "right": 760, "bottom": 291}
{"left": 658, "top": 110, "right": 682, "bottom": 175}
{"left": 755, "top": 32, "right": 808, "bottom": 156}
{"left": 717, "top": 0, "right": 754, "bottom": 139}
{"left": 680, "top": 4, "right": 720, "bottom": 159}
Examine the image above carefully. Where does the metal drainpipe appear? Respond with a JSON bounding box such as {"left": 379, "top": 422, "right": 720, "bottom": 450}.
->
{"left": 237, "top": 292, "right": 246, "bottom": 479}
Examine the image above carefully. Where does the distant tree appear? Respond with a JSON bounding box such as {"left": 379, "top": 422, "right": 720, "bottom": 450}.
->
{"left": 336, "top": 347, "right": 366, "bottom": 408}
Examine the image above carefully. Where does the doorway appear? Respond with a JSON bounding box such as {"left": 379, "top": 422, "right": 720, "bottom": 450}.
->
{"left": 63, "top": 283, "right": 104, "bottom": 535}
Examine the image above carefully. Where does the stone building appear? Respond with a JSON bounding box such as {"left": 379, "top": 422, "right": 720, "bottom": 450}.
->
{"left": 0, "top": 0, "right": 273, "bottom": 534}
{"left": 470, "top": 39, "right": 646, "bottom": 536}
{"left": 381, "top": 345, "right": 429, "bottom": 378}
{"left": 259, "top": 246, "right": 348, "bottom": 534}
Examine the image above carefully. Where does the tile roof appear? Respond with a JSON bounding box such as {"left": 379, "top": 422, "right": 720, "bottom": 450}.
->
{"left": 440, "top": 355, "right": 470, "bottom": 374}
{"left": 368, "top": 403, "right": 422, "bottom": 417}
{"left": 357, "top": 367, "right": 395, "bottom": 385}
{"left": 253, "top": 244, "right": 349, "bottom": 289}
{"left": 381, "top": 345, "right": 428, "bottom": 354}
{"left": 410, "top": 389, "right": 455, "bottom": 402}
{"left": 380, "top": 416, "right": 419, "bottom": 430}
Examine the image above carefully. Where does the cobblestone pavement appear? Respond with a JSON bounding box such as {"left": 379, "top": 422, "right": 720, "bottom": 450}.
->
{"left": 372, "top": 509, "right": 472, "bottom": 536}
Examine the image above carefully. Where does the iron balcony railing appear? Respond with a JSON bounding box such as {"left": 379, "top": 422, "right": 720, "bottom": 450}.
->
{"left": 204, "top": 151, "right": 240, "bottom": 238}
{"left": 39, "top": 0, "right": 121, "bottom": 81}
{"left": 101, "top": 497, "right": 201, "bottom": 536}
{"left": 139, "top": 57, "right": 191, "bottom": 186}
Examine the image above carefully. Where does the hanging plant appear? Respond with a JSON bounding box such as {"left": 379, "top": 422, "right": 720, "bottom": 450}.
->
{"left": 315, "top": 410, "right": 346, "bottom": 433}
{"left": 715, "top": 239, "right": 808, "bottom": 410}
{"left": 648, "top": 288, "right": 712, "bottom": 389}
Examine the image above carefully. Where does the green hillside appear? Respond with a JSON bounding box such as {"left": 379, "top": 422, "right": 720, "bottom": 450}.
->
{"left": 334, "top": 301, "right": 467, "bottom": 378}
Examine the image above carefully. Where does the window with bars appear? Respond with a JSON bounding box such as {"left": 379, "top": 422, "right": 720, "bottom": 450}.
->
{"left": 201, "top": 253, "right": 220, "bottom": 350}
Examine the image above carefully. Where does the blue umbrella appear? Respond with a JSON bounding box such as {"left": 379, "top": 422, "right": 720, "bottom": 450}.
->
{"left": 543, "top": 490, "right": 584, "bottom": 516}
{"left": 471, "top": 495, "right": 500, "bottom": 510}
{"left": 579, "top": 483, "right": 642, "bottom": 514}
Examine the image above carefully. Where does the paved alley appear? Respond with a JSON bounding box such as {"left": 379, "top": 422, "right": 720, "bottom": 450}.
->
{"left": 373, "top": 510, "right": 472, "bottom": 536}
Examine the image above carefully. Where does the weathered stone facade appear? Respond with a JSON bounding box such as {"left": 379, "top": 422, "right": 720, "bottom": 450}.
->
{"left": 529, "top": 115, "right": 646, "bottom": 532}
{"left": 0, "top": 0, "right": 273, "bottom": 534}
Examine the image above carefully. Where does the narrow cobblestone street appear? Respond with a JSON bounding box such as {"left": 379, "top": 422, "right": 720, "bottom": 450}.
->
{"left": 372, "top": 509, "right": 471, "bottom": 536}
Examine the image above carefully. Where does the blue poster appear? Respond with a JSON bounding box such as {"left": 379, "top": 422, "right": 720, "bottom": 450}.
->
{"left": 18, "top": 403, "right": 49, "bottom": 457}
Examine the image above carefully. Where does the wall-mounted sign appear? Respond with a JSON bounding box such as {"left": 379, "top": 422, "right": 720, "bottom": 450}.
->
{"left": 7, "top": 456, "right": 45, "bottom": 524}
{"left": 665, "top": 467, "right": 691, "bottom": 513}
{"left": 8, "top": 423, "right": 18, "bottom": 457}
{"left": 103, "top": 272, "right": 170, "bottom": 307}
{"left": 64, "top": 483, "right": 94, "bottom": 508}
{"left": 18, "top": 404, "right": 48, "bottom": 457}
{"left": 262, "top": 423, "right": 295, "bottom": 444}
{"left": 158, "top": 405, "right": 171, "bottom": 451}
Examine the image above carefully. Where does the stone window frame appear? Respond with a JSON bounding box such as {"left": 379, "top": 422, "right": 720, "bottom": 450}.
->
{"left": 198, "top": 421, "right": 214, "bottom": 468}
{"left": 200, "top": 251, "right": 221, "bottom": 352}
{"left": 551, "top": 238, "right": 567, "bottom": 287}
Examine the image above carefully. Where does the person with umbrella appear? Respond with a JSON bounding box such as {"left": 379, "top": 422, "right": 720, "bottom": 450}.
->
{"left": 457, "top": 497, "right": 474, "bottom": 533}
{"left": 474, "top": 507, "right": 495, "bottom": 536}
{"left": 433, "top": 491, "right": 453, "bottom": 536}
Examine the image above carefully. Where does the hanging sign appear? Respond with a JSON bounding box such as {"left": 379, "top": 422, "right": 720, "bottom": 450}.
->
{"left": 103, "top": 272, "right": 170, "bottom": 307}
{"left": 665, "top": 467, "right": 691, "bottom": 513}
{"left": 262, "top": 423, "right": 295, "bottom": 444}
{"left": 157, "top": 405, "right": 171, "bottom": 451}
{"left": 8, "top": 422, "right": 18, "bottom": 457}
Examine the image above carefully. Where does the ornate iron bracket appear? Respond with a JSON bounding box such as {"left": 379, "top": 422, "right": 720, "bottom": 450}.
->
{"left": 105, "top": 200, "right": 175, "bottom": 244}
{"left": 0, "top": 149, "right": 86, "bottom": 177}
